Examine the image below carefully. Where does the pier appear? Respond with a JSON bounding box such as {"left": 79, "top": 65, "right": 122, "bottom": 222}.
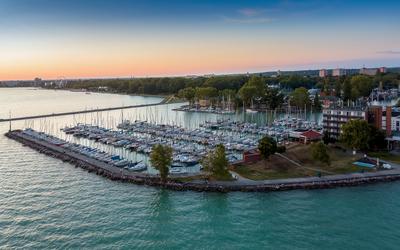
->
{"left": 0, "top": 98, "right": 169, "bottom": 123}
{"left": 6, "top": 129, "right": 400, "bottom": 192}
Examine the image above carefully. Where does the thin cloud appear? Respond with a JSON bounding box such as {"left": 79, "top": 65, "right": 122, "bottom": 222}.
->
{"left": 223, "top": 16, "right": 273, "bottom": 24}
{"left": 377, "top": 50, "right": 400, "bottom": 55}
{"left": 237, "top": 8, "right": 266, "bottom": 17}
{"left": 223, "top": 7, "right": 274, "bottom": 24}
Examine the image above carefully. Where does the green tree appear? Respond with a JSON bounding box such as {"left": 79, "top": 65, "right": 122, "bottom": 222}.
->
{"left": 238, "top": 76, "right": 266, "bottom": 107}
{"left": 264, "top": 87, "right": 284, "bottom": 110}
{"left": 323, "top": 131, "right": 335, "bottom": 144}
{"left": 340, "top": 119, "right": 371, "bottom": 152}
{"left": 290, "top": 87, "right": 311, "bottom": 108}
{"left": 258, "top": 136, "right": 277, "bottom": 160}
{"left": 343, "top": 79, "right": 352, "bottom": 101}
{"left": 202, "top": 144, "right": 230, "bottom": 179}
{"left": 246, "top": 76, "right": 265, "bottom": 95}
{"left": 178, "top": 87, "right": 196, "bottom": 105}
{"left": 195, "top": 87, "right": 218, "bottom": 100}
{"left": 334, "top": 79, "right": 342, "bottom": 98}
{"left": 351, "top": 75, "right": 373, "bottom": 98}
{"left": 150, "top": 144, "right": 173, "bottom": 182}
{"left": 220, "top": 89, "right": 236, "bottom": 99}
{"left": 368, "top": 125, "right": 386, "bottom": 151}
{"left": 238, "top": 85, "right": 257, "bottom": 107}
{"left": 311, "top": 142, "right": 331, "bottom": 165}
{"left": 313, "top": 94, "right": 322, "bottom": 111}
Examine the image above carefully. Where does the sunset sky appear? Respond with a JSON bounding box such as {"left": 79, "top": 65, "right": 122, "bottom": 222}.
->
{"left": 0, "top": 0, "right": 399, "bottom": 80}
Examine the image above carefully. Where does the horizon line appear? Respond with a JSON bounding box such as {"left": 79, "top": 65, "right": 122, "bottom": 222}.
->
{"left": 1, "top": 65, "right": 399, "bottom": 82}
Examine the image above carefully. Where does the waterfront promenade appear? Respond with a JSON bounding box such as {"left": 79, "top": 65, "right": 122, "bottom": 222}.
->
{"left": 6, "top": 129, "right": 400, "bottom": 192}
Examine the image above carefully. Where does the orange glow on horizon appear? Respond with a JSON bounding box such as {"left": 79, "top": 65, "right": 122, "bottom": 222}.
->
{"left": 0, "top": 33, "right": 395, "bottom": 80}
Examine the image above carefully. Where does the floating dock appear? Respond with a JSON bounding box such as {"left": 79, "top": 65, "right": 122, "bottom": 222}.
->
{"left": 6, "top": 129, "right": 400, "bottom": 192}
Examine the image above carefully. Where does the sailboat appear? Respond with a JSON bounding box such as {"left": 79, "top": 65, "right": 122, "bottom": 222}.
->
{"left": 222, "top": 94, "right": 235, "bottom": 114}
{"left": 246, "top": 98, "right": 258, "bottom": 113}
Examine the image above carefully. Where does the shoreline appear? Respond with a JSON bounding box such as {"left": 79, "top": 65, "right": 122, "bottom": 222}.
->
{"left": 6, "top": 130, "right": 400, "bottom": 192}
{"left": 43, "top": 87, "right": 170, "bottom": 98}
{"left": 0, "top": 86, "right": 170, "bottom": 98}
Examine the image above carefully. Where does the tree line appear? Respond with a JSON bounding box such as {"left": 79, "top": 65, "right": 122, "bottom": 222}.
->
{"left": 316, "top": 73, "right": 400, "bottom": 101}
{"left": 50, "top": 72, "right": 400, "bottom": 110}
{"left": 62, "top": 75, "right": 249, "bottom": 95}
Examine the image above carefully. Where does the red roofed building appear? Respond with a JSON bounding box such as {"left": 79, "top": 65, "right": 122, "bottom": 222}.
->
{"left": 243, "top": 149, "right": 261, "bottom": 163}
{"left": 300, "top": 130, "right": 323, "bottom": 144}
{"left": 290, "top": 129, "right": 323, "bottom": 144}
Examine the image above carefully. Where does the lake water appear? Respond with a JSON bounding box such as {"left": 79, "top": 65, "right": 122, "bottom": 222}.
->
{"left": 1, "top": 88, "right": 399, "bottom": 249}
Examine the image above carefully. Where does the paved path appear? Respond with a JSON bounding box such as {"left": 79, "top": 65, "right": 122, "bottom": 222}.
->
{"left": 7, "top": 130, "right": 400, "bottom": 191}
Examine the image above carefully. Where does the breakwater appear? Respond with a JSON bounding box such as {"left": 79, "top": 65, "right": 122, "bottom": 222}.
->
{"left": 6, "top": 130, "right": 400, "bottom": 192}
{"left": 0, "top": 100, "right": 167, "bottom": 122}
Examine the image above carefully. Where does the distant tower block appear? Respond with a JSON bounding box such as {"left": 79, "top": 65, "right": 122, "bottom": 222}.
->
{"left": 332, "top": 68, "right": 346, "bottom": 77}
{"left": 319, "top": 69, "right": 328, "bottom": 77}
{"left": 379, "top": 81, "right": 383, "bottom": 91}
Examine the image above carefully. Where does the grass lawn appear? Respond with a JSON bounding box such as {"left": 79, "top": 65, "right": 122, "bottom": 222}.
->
{"left": 232, "top": 143, "right": 375, "bottom": 181}
{"left": 232, "top": 161, "right": 314, "bottom": 180}
{"left": 368, "top": 151, "right": 400, "bottom": 164}
{"left": 286, "top": 144, "right": 373, "bottom": 174}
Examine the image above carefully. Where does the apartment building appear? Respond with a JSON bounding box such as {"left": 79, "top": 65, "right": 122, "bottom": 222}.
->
{"left": 323, "top": 107, "right": 367, "bottom": 139}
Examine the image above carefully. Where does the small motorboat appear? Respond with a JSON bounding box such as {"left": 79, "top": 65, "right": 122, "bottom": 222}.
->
{"left": 129, "top": 162, "right": 147, "bottom": 171}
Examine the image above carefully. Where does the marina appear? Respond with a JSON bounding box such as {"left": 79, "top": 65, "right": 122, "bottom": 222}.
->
{"left": 173, "top": 105, "right": 236, "bottom": 115}
{"left": 6, "top": 128, "right": 400, "bottom": 192}
{"left": 58, "top": 116, "right": 323, "bottom": 174}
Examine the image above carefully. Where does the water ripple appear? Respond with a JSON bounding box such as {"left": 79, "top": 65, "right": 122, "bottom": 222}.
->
{"left": 2, "top": 126, "right": 400, "bottom": 248}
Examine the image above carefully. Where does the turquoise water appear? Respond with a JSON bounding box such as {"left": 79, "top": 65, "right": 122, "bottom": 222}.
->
{"left": 1, "top": 88, "right": 400, "bottom": 249}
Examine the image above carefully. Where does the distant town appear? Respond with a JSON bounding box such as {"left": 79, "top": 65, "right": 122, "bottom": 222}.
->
{"left": 1, "top": 66, "right": 399, "bottom": 88}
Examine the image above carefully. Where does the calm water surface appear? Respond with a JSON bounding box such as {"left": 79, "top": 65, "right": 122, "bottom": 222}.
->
{"left": 0, "top": 88, "right": 399, "bottom": 249}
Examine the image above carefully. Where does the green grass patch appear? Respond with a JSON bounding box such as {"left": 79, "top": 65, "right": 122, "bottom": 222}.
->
{"left": 368, "top": 151, "right": 400, "bottom": 164}
{"left": 232, "top": 143, "right": 376, "bottom": 181}
{"left": 232, "top": 161, "right": 314, "bottom": 180}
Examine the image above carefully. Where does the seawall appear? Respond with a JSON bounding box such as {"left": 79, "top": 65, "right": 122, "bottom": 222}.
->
{"left": 5, "top": 130, "right": 400, "bottom": 192}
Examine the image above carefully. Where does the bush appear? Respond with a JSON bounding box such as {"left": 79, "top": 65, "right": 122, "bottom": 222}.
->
{"left": 258, "top": 136, "right": 277, "bottom": 159}
{"left": 277, "top": 146, "right": 286, "bottom": 153}
{"left": 311, "top": 142, "right": 331, "bottom": 166}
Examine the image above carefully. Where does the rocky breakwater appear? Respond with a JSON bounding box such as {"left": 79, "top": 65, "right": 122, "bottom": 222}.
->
{"left": 5, "top": 130, "right": 400, "bottom": 192}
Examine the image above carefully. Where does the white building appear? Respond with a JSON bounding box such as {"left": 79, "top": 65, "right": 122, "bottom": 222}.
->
{"left": 332, "top": 68, "right": 346, "bottom": 77}
{"left": 319, "top": 69, "right": 329, "bottom": 78}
